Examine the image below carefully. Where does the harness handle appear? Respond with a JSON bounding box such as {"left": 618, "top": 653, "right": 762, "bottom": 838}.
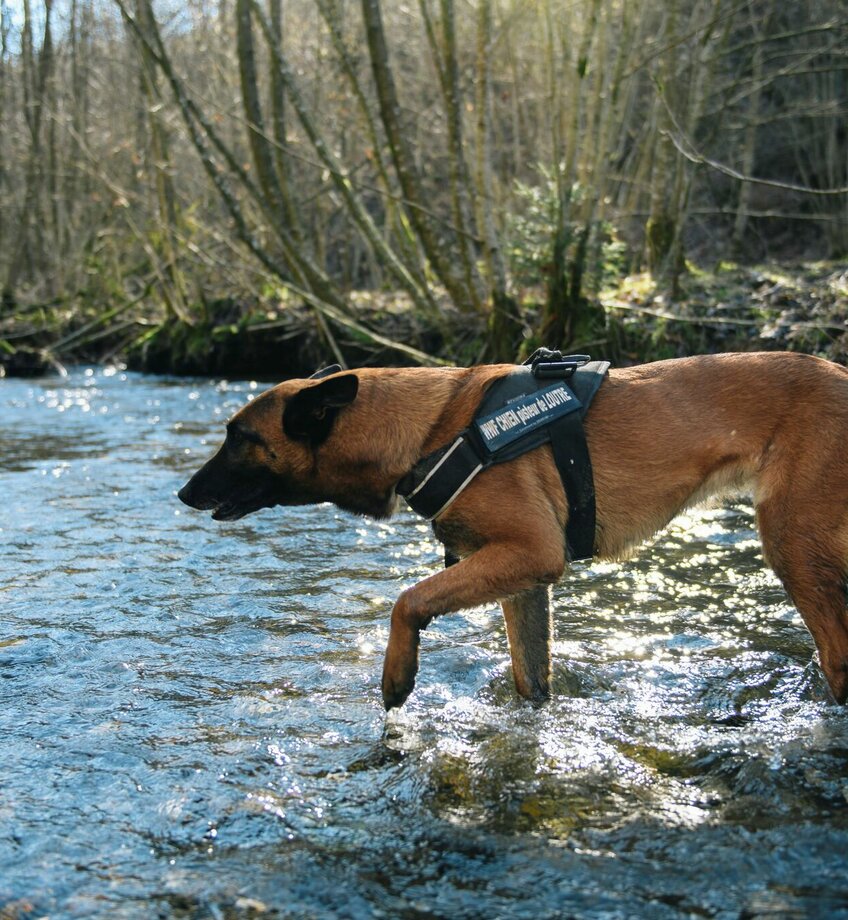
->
{"left": 524, "top": 348, "right": 591, "bottom": 379}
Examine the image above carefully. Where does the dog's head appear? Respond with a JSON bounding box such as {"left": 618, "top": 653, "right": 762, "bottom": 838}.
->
{"left": 178, "top": 369, "right": 396, "bottom": 521}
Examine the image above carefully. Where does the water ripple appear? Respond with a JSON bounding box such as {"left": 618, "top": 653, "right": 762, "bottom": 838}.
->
{"left": 2, "top": 368, "right": 847, "bottom": 918}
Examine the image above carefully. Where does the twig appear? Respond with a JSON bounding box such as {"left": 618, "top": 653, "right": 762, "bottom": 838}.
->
{"left": 655, "top": 78, "right": 848, "bottom": 196}
{"left": 63, "top": 319, "right": 146, "bottom": 351}
{"left": 310, "top": 306, "right": 348, "bottom": 369}
{"left": 51, "top": 281, "right": 154, "bottom": 352}
{"left": 667, "top": 127, "right": 848, "bottom": 195}
{"left": 248, "top": 298, "right": 450, "bottom": 366}
{"left": 604, "top": 299, "right": 847, "bottom": 334}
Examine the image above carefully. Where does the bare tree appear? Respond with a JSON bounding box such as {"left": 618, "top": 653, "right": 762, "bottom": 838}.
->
{"left": 4, "top": 0, "right": 54, "bottom": 302}
{"left": 0, "top": 0, "right": 844, "bottom": 359}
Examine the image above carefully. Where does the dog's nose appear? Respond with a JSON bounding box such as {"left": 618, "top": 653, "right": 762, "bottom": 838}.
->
{"left": 177, "top": 481, "right": 195, "bottom": 507}
{"left": 178, "top": 474, "right": 219, "bottom": 511}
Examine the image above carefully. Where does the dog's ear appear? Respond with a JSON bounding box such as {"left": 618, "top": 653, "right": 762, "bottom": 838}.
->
{"left": 283, "top": 373, "right": 359, "bottom": 444}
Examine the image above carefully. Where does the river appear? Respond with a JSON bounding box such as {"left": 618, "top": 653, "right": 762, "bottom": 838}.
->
{"left": 2, "top": 367, "right": 848, "bottom": 918}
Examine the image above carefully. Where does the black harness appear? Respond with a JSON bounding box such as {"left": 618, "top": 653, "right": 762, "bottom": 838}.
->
{"left": 396, "top": 351, "right": 610, "bottom": 562}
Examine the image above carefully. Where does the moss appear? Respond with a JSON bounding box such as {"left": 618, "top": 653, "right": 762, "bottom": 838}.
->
{"left": 617, "top": 741, "right": 702, "bottom": 778}
{"left": 646, "top": 214, "right": 677, "bottom": 274}
{"left": 600, "top": 261, "right": 847, "bottom": 365}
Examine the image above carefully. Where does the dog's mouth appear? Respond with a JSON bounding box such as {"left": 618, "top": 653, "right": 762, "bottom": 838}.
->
{"left": 208, "top": 486, "right": 282, "bottom": 521}
{"left": 210, "top": 500, "right": 265, "bottom": 522}
{"left": 179, "top": 482, "right": 280, "bottom": 522}
{"left": 210, "top": 502, "right": 246, "bottom": 521}
{"left": 180, "top": 466, "right": 327, "bottom": 521}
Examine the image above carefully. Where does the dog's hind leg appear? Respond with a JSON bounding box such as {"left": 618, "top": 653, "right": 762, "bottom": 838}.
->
{"left": 501, "top": 586, "right": 553, "bottom": 702}
{"left": 757, "top": 500, "right": 848, "bottom": 703}
{"left": 781, "top": 563, "right": 848, "bottom": 703}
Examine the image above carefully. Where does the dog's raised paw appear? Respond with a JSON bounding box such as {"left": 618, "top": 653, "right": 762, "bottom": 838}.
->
{"left": 381, "top": 673, "right": 416, "bottom": 711}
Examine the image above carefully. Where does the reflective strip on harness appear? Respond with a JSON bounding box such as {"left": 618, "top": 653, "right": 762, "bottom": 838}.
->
{"left": 405, "top": 435, "right": 484, "bottom": 521}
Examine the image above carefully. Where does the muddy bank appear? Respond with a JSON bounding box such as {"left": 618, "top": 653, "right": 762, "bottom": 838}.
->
{"left": 124, "top": 296, "right": 469, "bottom": 378}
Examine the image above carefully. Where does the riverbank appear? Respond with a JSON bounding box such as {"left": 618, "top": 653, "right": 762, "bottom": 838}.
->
{"left": 601, "top": 261, "right": 848, "bottom": 365}
{"left": 1, "top": 261, "right": 845, "bottom": 378}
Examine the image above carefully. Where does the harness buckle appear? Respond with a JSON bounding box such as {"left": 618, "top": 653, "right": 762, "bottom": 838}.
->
{"left": 524, "top": 348, "right": 591, "bottom": 379}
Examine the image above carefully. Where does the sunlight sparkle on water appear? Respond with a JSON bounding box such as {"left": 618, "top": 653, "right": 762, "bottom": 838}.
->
{"left": 4, "top": 370, "right": 848, "bottom": 918}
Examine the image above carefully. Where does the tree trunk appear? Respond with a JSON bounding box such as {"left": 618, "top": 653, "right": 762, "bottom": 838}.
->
{"left": 646, "top": 0, "right": 680, "bottom": 283}
{"left": 4, "top": 0, "right": 54, "bottom": 300}
{"left": 268, "top": 0, "right": 301, "bottom": 237}
{"left": 435, "top": 0, "right": 482, "bottom": 312}
{"left": 134, "top": 0, "right": 189, "bottom": 320}
{"left": 0, "top": 3, "right": 8, "bottom": 302}
{"left": 475, "top": 0, "right": 520, "bottom": 360}
{"left": 252, "top": 0, "right": 436, "bottom": 316}
{"left": 317, "top": 0, "right": 422, "bottom": 285}
{"left": 540, "top": 0, "right": 604, "bottom": 351}
{"left": 732, "top": 26, "right": 764, "bottom": 253}
{"left": 360, "top": 0, "right": 472, "bottom": 311}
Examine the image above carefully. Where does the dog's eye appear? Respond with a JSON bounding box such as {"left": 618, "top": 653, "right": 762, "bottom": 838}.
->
{"left": 227, "top": 424, "right": 264, "bottom": 450}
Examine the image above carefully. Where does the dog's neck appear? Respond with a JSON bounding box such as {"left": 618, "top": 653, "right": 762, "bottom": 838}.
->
{"left": 318, "top": 365, "right": 515, "bottom": 519}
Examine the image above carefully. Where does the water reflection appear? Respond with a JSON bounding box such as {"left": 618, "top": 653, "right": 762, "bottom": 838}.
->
{"left": 1, "top": 367, "right": 847, "bottom": 918}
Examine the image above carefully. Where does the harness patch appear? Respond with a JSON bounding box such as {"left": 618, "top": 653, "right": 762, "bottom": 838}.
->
{"left": 475, "top": 383, "right": 582, "bottom": 453}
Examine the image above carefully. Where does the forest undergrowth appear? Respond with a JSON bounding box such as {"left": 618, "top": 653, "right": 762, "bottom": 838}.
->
{"left": 2, "top": 260, "right": 844, "bottom": 379}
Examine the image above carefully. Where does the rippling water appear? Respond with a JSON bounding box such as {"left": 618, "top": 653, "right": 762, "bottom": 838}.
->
{"left": 2, "top": 367, "right": 848, "bottom": 919}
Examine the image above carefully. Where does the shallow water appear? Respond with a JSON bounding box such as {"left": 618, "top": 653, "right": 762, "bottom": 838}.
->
{"left": 2, "top": 367, "right": 848, "bottom": 919}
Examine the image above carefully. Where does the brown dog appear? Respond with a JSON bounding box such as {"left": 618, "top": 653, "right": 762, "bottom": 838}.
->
{"left": 178, "top": 352, "right": 848, "bottom": 709}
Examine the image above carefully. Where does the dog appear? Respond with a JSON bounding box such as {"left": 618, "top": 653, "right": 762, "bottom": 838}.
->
{"left": 178, "top": 351, "right": 848, "bottom": 710}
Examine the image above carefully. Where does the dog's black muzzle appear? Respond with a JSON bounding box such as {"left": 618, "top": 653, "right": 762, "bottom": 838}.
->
{"left": 178, "top": 453, "right": 287, "bottom": 522}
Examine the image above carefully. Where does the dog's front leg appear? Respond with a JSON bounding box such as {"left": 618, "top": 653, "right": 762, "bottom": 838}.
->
{"left": 382, "top": 541, "right": 563, "bottom": 710}
{"left": 502, "top": 586, "right": 553, "bottom": 703}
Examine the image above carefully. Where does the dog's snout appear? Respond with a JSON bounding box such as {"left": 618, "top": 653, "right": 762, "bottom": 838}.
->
{"left": 177, "top": 478, "right": 207, "bottom": 509}
{"left": 178, "top": 472, "right": 218, "bottom": 511}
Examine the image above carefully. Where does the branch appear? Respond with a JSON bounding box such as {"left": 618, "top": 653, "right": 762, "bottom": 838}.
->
{"left": 276, "top": 285, "right": 451, "bottom": 366}
{"left": 655, "top": 77, "right": 848, "bottom": 196}
{"left": 665, "top": 127, "right": 848, "bottom": 197}
{"left": 604, "top": 300, "right": 847, "bottom": 334}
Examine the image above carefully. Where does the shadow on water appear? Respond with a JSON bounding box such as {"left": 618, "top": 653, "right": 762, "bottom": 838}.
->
{"left": 2, "top": 367, "right": 848, "bottom": 919}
